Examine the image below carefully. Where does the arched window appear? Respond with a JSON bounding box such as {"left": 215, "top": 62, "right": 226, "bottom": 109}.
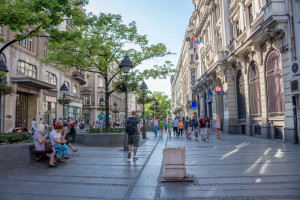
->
{"left": 266, "top": 50, "right": 285, "bottom": 117}
{"left": 236, "top": 70, "right": 246, "bottom": 118}
{"left": 44, "top": 71, "right": 57, "bottom": 85}
{"left": 249, "top": 62, "right": 262, "bottom": 117}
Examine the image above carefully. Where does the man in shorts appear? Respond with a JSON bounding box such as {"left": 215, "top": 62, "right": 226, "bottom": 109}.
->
{"left": 126, "top": 110, "right": 141, "bottom": 161}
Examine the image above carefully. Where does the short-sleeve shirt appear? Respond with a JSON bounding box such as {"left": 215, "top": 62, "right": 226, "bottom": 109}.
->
{"left": 159, "top": 120, "right": 164, "bottom": 126}
{"left": 126, "top": 117, "right": 140, "bottom": 135}
{"left": 172, "top": 119, "right": 179, "bottom": 127}
{"left": 49, "top": 129, "right": 60, "bottom": 145}
{"left": 178, "top": 122, "right": 184, "bottom": 129}
{"left": 34, "top": 132, "right": 45, "bottom": 151}
{"left": 185, "top": 120, "right": 190, "bottom": 128}
{"left": 153, "top": 120, "right": 158, "bottom": 126}
{"left": 31, "top": 121, "right": 36, "bottom": 128}
{"left": 167, "top": 123, "right": 172, "bottom": 129}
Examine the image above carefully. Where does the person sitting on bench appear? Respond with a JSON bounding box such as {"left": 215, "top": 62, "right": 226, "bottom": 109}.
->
{"left": 33, "top": 124, "right": 56, "bottom": 167}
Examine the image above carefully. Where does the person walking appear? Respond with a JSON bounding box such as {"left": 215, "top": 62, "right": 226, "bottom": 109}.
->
{"left": 98, "top": 118, "right": 104, "bottom": 131}
{"left": 184, "top": 117, "right": 190, "bottom": 138}
{"left": 153, "top": 116, "right": 158, "bottom": 136}
{"left": 159, "top": 118, "right": 164, "bottom": 136}
{"left": 192, "top": 116, "right": 198, "bottom": 131}
{"left": 206, "top": 117, "right": 211, "bottom": 140}
{"left": 199, "top": 115, "right": 206, "bottom": 141}
{"left": 79, "top": 120, "right": 85, "bottom": 133}
{"left": 172, "top": 117, "right": 179, "bottom": 136}
{"left": 126, "top": 110, "right": 141, "bottom": 161}
{"left": 167, "top": 119, "right": 172, "bottom": 137}
{"left": 214, "top": 115, "right": 221, "bottom": 139}
{"left": 178, "top": 120, "right": 184, "bottom": 137}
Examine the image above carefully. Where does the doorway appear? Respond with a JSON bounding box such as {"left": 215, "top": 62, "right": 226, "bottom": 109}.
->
{"left": 15, "top": 92, "right": 28, "bottom": 128}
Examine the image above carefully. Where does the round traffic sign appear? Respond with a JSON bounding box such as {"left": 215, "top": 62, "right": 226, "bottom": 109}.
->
{"left": 215, "top": 86, "right": 222, "bottom": 93}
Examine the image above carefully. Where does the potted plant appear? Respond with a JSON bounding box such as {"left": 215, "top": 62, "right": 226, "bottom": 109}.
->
{"left": 57, "top": 98, "right": 72, "bottom": 105}
{"left": 0, "top": 82, "right": 15, "bottom": 95}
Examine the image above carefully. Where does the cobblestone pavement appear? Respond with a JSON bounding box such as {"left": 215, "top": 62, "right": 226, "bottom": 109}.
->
{"left": 0, "top": 131, "right": 300, "bottom": 200}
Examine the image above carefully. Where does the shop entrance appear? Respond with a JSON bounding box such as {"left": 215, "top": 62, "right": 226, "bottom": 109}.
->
{"left": 15, "top": 92, "right": 28, "bottom": 128}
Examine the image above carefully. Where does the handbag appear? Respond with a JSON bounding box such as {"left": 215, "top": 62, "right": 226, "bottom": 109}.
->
{"left": 45, "top": 142, "right": 53, "bottom": 153}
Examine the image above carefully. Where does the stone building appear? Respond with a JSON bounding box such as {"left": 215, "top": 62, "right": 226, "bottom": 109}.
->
{"left": 172, "top": 0, "right": 300, "bottom": 143}
{"left": 80, "top": 62, "right": 126, "bottom": 124}
{"left": 0, "top": 20, "right": 84, "bottom": 132}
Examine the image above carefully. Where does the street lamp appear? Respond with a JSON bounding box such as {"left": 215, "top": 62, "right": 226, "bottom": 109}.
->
{"left": 119, "top": 55, "right": 134, "bottom": 151}
{"left": 140, "top": 81, "right": 148, "bottom": 139}
{"left": 113, "top": 101, "right": 118, "bottom": 122}
{"left": 100, "top": 97, "right": 104, "bottom": 117}
{"left": 60, "top": 83, "right": 69, "bottom": 118}
{"left": 0, "top": 59, "right": 9, "bottom": 73}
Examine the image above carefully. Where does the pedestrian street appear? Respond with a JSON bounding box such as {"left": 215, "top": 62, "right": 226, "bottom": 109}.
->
{"left": 0, "top": 131, "right": 300, "bottom": 200}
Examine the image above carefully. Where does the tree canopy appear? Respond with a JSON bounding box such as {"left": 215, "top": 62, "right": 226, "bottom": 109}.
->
{"left": 144, "top": 91, "right": 171, "bottom": 119}
{"left": 43, "top": 12, "right": 175, "bottom": 130}
{"left": 0, "top": 0, "right": 88, "bottom": 53}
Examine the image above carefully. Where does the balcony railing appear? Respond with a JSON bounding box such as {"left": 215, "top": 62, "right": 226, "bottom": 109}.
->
{"left": 72, "top": 71, "right": 86, "bottom": 85}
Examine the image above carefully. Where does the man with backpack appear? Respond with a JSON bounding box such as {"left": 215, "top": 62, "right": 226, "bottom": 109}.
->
{"left": 126, "top": 110, "right": 141, "bottom": 161}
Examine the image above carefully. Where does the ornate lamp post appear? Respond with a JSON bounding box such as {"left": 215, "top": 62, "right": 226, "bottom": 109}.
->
{"left": 119, "top": 55, "right": 134, "bottom": 151}
{"left": 113, "top": 101, "right": 118, "bottom": 122}
{"left": 0, "top": 58, "right": 9, "bottom": 132}
{"left": 100, "top": 97, "right": 104, "bottom": 117}
{"left": 60, "top": 83, "right": 69, "bottom": 118}
{"left": 140, "top": 81, "right": 148, "bottom": 139}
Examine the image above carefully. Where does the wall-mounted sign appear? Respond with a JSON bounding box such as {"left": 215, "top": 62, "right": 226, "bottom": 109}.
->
{"left": 217, "top": 89, "right": 224, "bottom": 95}
{"left": 215, "top": 86, "right": 222, "bottom": 93}
{"left": 192, "top": 102, "right": 197, "bottom": 110}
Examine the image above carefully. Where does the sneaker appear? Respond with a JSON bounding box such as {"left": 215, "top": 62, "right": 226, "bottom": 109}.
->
{"left": 128, "top": 152, "right": 131, "bottom": 159}
{"left": 133, "top": 157, "right": 138, "bottom": 160}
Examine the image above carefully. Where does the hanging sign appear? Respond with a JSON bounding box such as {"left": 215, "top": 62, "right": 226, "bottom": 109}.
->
{"left": 217, "top": 89, "right": 224, "bottom": 95}
{"left": 215, "top": 86, "right": 222, "bottom": 93}
{"left": 192, "top": 102, "right": 197, "bottom": 110}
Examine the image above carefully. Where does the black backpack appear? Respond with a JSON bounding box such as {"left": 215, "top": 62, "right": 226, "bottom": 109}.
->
{"left": 125, "top": 117, "right": 137, "bottom": 135}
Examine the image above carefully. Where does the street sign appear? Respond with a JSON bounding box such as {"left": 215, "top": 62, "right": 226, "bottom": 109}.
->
{"left": 192, "top": 102, "right": 197, "bottom": 110}
{"left": 217, "top": 89, "right": 224, "bottom": 95}
{"left": 215, "top": 86, "right": 222, "bottom": 93}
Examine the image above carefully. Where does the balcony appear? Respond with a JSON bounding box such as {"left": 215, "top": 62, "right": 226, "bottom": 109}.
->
{"left": 72, "top": 71, "right": 86, "bottom": 85}
{"left": 263, "top": 0, "right": 286, "bottom": 22}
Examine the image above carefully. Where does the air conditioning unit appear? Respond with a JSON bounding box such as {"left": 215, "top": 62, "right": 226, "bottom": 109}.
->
{"left": 291, "top": 60, "right": 300, "bottom": 76}
{"left": 290, "top": 76, "right": 300, "bottom": 94}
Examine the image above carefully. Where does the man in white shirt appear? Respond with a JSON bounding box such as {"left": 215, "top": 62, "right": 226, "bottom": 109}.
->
{"left": 172, "top": 117, "right": 179, "bottom": 136}
{"left": 31, "top": 118, "right": 36, "bottom": 132}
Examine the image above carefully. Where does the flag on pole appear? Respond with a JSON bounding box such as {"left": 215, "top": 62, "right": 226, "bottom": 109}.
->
{"left": 193, "top": 36, "right": 201, "bottom": 61}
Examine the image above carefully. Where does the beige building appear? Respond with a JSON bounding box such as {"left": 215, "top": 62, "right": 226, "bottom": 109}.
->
{"left": 80, "top": 62, "right": 126, "bottom": 124}
{"left": 0, "top": 20, "right": 84, "bottom": 132}
{"left": 172, "top": 0, "right": 300, "bottom": 143}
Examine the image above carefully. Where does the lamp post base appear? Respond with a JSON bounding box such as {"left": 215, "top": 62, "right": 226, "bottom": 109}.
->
{"left": 142, "top": 130, "right": 146, "bottom": 139}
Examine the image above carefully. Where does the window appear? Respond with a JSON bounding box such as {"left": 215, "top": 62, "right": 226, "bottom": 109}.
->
{"left": 72, "top": 85, "right": 78, "bottom": 94}
{"left": 85, "top": 75, "right": 90, "bottom": 87}
{"left": 44, "top": 71, "right": 57, "bottom": 85}
{"left": 248, "top": 4, "right": 253, "bottom": 24}
{"left": 266, "top": 50, "right": 285, "bottom": 117}
{"left": 18, "top": 38, "right": 33, "bottom": 51}
{"left": 235, "top": 21, "right": 241, "bottom": 37}
{"left": 83, "top": 96, "right": 90, "bottom": 105}
{"left": 191, "top": 71, "right": 196, "bottom": 83}
{"left": 29, "top": 38, "right": 33, "bottom": 51}
{"left": 249, "top": 62, "right": 262, "bottom": 117}
{"left": 44, "top": 43, "right": 48, "bottom": 57}
{"left": 17, "top": 60, "right": 37, "bottom": 78}
{"left": 236, "top": 70, "right": 246, "bottom": 118}
{"left": 99, "top": 77, "right": 104, "bottom": 87}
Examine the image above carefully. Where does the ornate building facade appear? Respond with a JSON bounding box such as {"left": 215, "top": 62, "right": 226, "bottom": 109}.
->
{"left": 172, "top": 0, "right": 300, "bottom": 143}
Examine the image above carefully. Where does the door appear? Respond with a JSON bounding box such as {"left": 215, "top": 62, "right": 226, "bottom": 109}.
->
{"left": 16, "top": 93, "right": 28, "bottom": 128}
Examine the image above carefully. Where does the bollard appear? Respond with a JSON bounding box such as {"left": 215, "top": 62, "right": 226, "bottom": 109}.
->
{"left": 163, "top": 148, "right": 186, "bottom": 179}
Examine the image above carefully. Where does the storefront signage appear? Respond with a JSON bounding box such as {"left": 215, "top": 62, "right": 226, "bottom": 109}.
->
{"left": 192, "top": 102, "right": 197, "bottom": 110}
{"left": 69, "top": 102, "right": 83, "bottom": 108}
{"left": 215, "top": 86, "right": 222, "bottom": 93}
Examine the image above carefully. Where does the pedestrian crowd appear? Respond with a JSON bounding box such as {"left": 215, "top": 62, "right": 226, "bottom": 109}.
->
{"left": 152, "top": 115, "right": 221, "bottom": 141}
{"left": 87, "top": 118, "right": 126, "bottom": 131}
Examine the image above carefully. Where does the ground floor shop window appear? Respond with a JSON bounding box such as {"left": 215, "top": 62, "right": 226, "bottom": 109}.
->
{"left": 43, "top": 102, "right": 56, "bottom": 125}
{"left": 64, "top": 106, "right": 82, "bottom": 121}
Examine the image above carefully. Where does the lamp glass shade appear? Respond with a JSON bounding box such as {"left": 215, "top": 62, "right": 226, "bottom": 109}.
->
{"left": 0, "top": 59, "right": 9, "bottom": 73}
{"left": 119, "top": 55, "right": 134, "bottom": 73}
{"left": 140, "top": 81, "right": 148, "bottom": 91}
{"left": 155, "top": 101, "right": 159, "bottom": 106}
{"left": 60, "top": 83, "right": 69, "bottom": 95}
{"left": 152, "top": 96, "right": 156, "bottom": 103}
{"left": 114, "top": 102, "right": 118, "bottom": 107}
{"left": 100, "top": 97, "right": 104, "bottom": 105}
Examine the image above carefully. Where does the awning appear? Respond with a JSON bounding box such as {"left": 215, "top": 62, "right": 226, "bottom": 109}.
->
{"left": 10, "top": 76, "right": 57, "bottom": 90}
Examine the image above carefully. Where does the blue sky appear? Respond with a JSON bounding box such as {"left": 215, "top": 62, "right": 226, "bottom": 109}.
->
{"left": 84, "top": 0, "right": 194, "bottom": 97}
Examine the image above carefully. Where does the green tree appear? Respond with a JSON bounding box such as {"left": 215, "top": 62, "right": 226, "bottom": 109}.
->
{"left": 43, "top": 13, "right": 175, "bottom": 131}
{"left": 145, "top": 92, "right": 171, "bottom": 119}
{"left": 0, "top": 0, "right": 88, "bottom": 54}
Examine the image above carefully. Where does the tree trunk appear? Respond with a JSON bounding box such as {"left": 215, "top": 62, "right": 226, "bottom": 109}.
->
{"left": 104, "top": 77, "right": 110, "bottom": 132}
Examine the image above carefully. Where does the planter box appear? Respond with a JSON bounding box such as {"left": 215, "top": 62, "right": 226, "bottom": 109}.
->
{"left": 0, "top": 143, "right": 33, "bottom": 169}
{"left": 76, "top": 133, "right": 125, "bottom": 146}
